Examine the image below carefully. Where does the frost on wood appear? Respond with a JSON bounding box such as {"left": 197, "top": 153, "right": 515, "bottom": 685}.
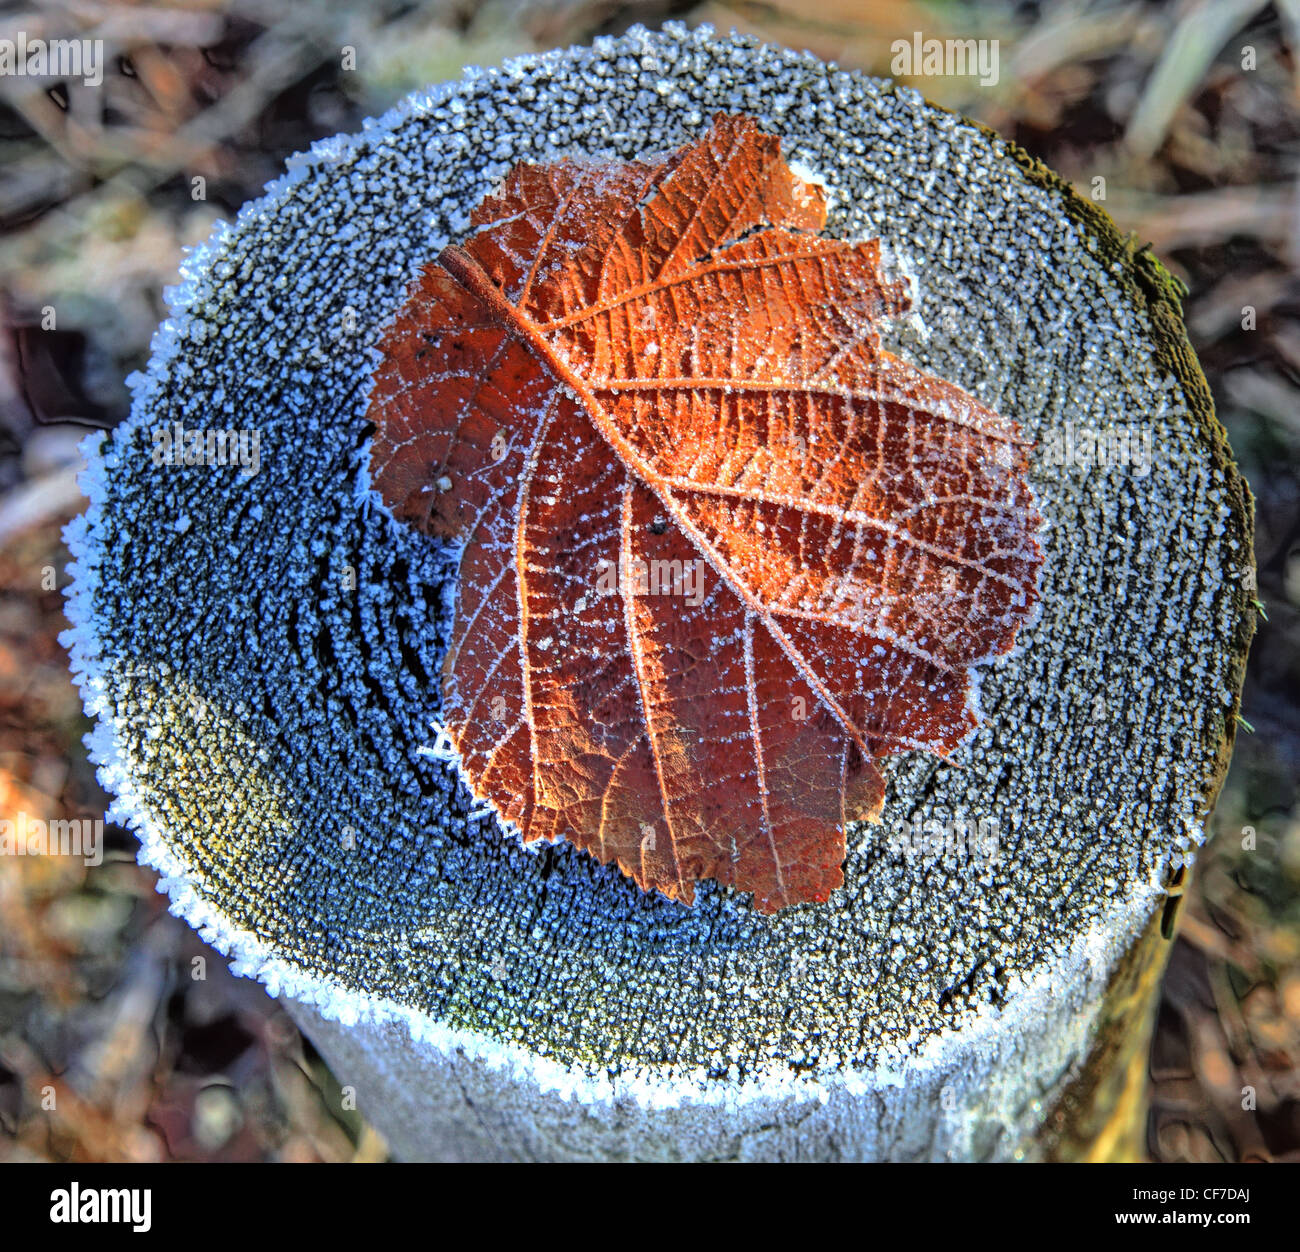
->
{"left": 367, "top": 115, "right": 1043, "bottom": 911}
{"left": 60, "top": 25, "right": 1251, "bottom": 1153}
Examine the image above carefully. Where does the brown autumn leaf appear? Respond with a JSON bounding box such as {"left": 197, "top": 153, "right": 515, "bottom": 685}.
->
{"left": 366, "top": 114, "right": 1043, "bottom": 913}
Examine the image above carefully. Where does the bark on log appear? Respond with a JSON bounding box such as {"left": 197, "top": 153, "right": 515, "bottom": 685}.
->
{"left": 61, "top": 25, "right": 1255, "bottom": 1161}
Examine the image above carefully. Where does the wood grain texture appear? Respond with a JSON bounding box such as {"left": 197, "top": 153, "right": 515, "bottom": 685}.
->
{"left": 62, "top": 28, "right": 1255, "bottom": 1159}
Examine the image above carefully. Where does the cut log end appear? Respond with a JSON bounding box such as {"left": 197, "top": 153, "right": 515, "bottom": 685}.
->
{"left": 62, "top": 26, "right": 1254, "bottom": 1160}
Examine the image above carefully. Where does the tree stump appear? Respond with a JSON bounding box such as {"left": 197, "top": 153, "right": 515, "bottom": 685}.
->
{"left": 62, "top": 25, "right": 1255, "bottom": 1161}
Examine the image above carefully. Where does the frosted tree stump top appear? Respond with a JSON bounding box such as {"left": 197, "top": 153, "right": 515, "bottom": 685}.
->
{"left": 63, "top": 25, "right": 1254, "bottom": 1159}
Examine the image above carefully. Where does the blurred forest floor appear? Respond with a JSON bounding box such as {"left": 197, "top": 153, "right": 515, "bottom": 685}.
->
{"left": 0, "top": 0, "right": 1297, "bottom": 1162}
